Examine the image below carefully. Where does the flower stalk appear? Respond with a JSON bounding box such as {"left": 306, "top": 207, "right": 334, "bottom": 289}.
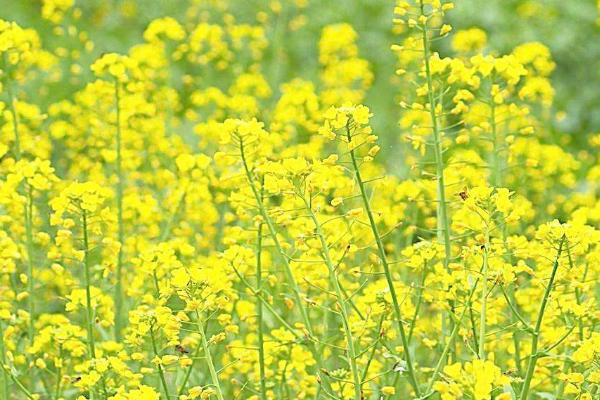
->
{"left": 82, "top": 211, "right": 96, "bottom": 359}
{"left": 300, "top": 191, "right": 362, "bottom": 399}
{"left": 114, "top": 80, "right": 125, "bottom": 341}
{"left": 149, "top": 323, "right": 171, "bottom": 400}
{"left": 346, "top": 125, "right": 420, "bottom": 396}
{"left": 195, "top": 310, "right": 225, "bottom": 400}
{"left": 479, "top": 227, "right": 490, "bottom": 360}
{"left": 256, "top": 178, "right": 268, "bottom": 400}
{"left": 519, "top": 235, "right": 566, "bottom": 399}
{"left": 238, "top": 136, "right": 331, "bottom": 395}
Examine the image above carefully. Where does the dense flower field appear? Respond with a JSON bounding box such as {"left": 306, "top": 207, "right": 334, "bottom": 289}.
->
{"left": 1, "top": 0, "right": 599, "bottom": 399}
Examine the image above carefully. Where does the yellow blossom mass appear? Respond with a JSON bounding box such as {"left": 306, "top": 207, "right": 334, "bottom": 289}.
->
{"left": 0, "top": 1, "right": 598, "bottom": 400}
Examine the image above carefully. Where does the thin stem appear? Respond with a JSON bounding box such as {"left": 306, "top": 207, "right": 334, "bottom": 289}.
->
{"left": 4, "top": 55, "right": 22, "bottom": 159}
{"left": 82, "top": 211, "right": 96, "bottom": 359}
{"left": 500, "top": 287, "right": 533, "bottom": 333}
{"left": 0, "top": 322, "right": 10, "bottom": 399}
{"left": 490, "top": 96, "right": 501, "bottom": 187}
{"left": 565, "top": 239, "right": 585, "bottom": 341}
{"left": 419, "top": 0, "right": 453, "bottom": 360}
{"left": 408, "top": 265, "right": 427, "bottom": 343}
{"left": 478, "top": 228, "right": 490, "bottom": 360}
{"left": 424, "top": 270, "right": 482, "bottom": 395}
{"left": 519, "top": 235, "right": 566, "bottom": 400}
{"left": 488, "top": 82, "right": 525, "bottom": 373}
{"left": 256, "top": 178, "right": 268, "bottom": 400}
{"left": 194, "top": 310, "right": 225, "bottom": 400}
{"left": 419, "top": 0, "right": 451, "bottom": 268}
{"left": 114, "top": 80, "right": 125, "bottom": 341}
{"left": 0, "top": 363, "right": 34, "bottom": 400}
{"left": 6, "top": 59, "right": 37, "bottom": 389}
{"left": 25, "top": 186, "right": 35, "bottom": 347}
{"left": 82, "top": 211, "right": 107, "bottom": 397}
{"left": 554, "top": 239, "right": 586, "bottom": 400}
{"left": 238, "top": 137, "right": 330, "bottom": 396}
{"left": 231, "top": 266, "right": 300, "bottom": 335}
{"left": 150, "top": 324, "right": 172, "bottom": 400}
{"left": 239, "top": 138, "right": 313, "bottom": 333}
{"left": 346, "top": 126, "right": 420, "bottom": 396}
{"left": 177, "top": 342, "right": 202, "bottom": 397}
{"left": 54, "top": 346, "right": 63, "bottom": 400}
{"left": 300, "top": 193, "right": 362, "bottom": 399}
{"left": 159, "top": 192, "right": 186, "bottom": 242}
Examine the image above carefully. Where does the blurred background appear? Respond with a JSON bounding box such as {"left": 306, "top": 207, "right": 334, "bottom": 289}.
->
{"left": 3, "top": 0, "right": 599, "bottom": 152}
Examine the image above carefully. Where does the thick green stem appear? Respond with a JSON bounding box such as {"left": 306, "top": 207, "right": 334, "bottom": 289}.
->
{"left": 194, "top": 311, "right": 224, "bottom": 400}
{"left": 301, "top": 194, "right": 362, "bottom": 399}
{"left": 519, "top": 235, "right": 566, "bottom": 400}
{"left": 150, "top": 324, "right": 172, "bottom": 400}
{"left": 346, "top": 127, "right": 420, "bottom": 396}
{"left": 114, "top": 80, "right": 125, "bottom": 341}
{"left": 419, "top": 0, "right": 453, "bottom": 361}
{"left": 419, "top": 1, "right": 451, "bottom": 268}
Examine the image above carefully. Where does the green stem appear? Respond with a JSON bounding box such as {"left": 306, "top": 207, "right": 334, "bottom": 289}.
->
{"left": 419, "top": 0, "right": 453, "bottom": 361}
{"left": 408, "top": 264, "right": 427, "bottom": 343}
{"left": 565, "top": 239, "right": 586, "bottom": 341}
{"left": 488, "top": 85, "right": 525, "bottom": 373}
{"left": 239, "top": 138, "right": 313, "bottom": 333}
{"left": 361, "top": 314, "right": 386, "bottom": 384}
{"left": 479, "top": 228, "right": 490, "bottom": 360}
{"left": 346, "top": 126, "right": 420, "bottom": 396}
{"left": 114, "top": 80, "right": 125, "bottom": 341}
{"left": 150, "top": 324, "right": 171, "bottom": 400}
{"left": 489, "top": 96, "right": 501, "bottom": 187}
{"left": 301, "top": 194, "right": 362, "bottom": 399}
{"left": 231, "top": 266, "right": 300, "bottom": 335}
{"left": 238, "top": 137, "right": 330, "bottom": 396}
{"left": 555, "top": 239, "right": 586, "bottom": 399}
{"left": 419, "top": 0, "right": 451, "bottom": 268}
{"left": 177, "top": 342, "right": 202, "bottom": 397}
{"left": 54, "top": 346, "right": 63, "bottom": 400}
{"left": 256, "top": 180, "right": 268, "bottom": 400}
{"left": 519, "top": 235, "right": 566, "bottom": 400}
{"left": 489, "top": 97, "right": 526, "bottom": 373}
{"left": 500, "top": 287, "right": 533, "bottom": 333}
{"left": 424, "top": 268, "right": 482, "bottom": 395}
{"left": 194, "top": 310, "right": 224, "bottom": 400}
{"left": 25, "top": 186, "right": 35, "bottom": 347}
{"left": 4, "top": 55, "right": 21, "bottom": 160}
{"left": 0, "top": 322, "right": 10, "bottom": 399}
{"left": 0, "top": 363, "right": 34, "bottom": 400}
{"left": 82, "top": 211, "right": 96, "bottom": 359}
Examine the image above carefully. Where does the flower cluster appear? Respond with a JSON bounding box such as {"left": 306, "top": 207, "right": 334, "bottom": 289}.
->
{"left": 0, "top": 1, "right": 598, "bottom": 400}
